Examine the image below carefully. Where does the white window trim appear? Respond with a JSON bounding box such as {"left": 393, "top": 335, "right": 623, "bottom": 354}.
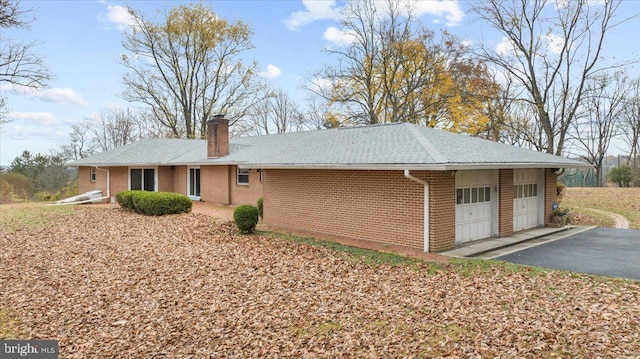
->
{"left": 187, "top": 166, "right": 201, "bottom": 200}
{"left": 128, "top": 166, "right": 158, "bottom": 191}
{"left": 90, "top": 166, "right": 96, "bottom": 182}
{"left": 237, "top": 167, "right": 249, "bottom": 185}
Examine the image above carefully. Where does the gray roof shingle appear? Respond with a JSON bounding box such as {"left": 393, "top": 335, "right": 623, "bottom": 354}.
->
{"left": 69, "top": 122, "right": 588, "bottom": 170}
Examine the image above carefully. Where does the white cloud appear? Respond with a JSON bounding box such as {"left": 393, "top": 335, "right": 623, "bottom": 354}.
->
{"left": 285, "top": 0, "right": 342, "bottom": 31}
{"left": 39, "top": 88, "right": 89, "bottom": 107}
{"left": 260, "top": 64, "right": 282, "bottom": 79}
{"left": 545, "top": 33, "right": 564, "bottom": 55}
{"left": 6, "top": 112, "right": 57, "bottom": 126}
{"left": 496, "top": 34, "right": 564, "bottom": 57}
{"left": 323, "top": 26, "right": 357, "bottom": 46}
{"left": 496, "top": 36, "right": 515, "bottom": 56}
{"left": 8, "top": 86, "right": 89, "bottom": 107}
{"left": 99, "top": 4, "right": 135, "bottom": 31}
{"left": 310, "top": 77, "right": 333, "bottom": 92}
{"left": 410, "top": 0, "right": 464, "bottom": 27}
{"left": 6, "top": 124, "right": 65, "bottom": 141}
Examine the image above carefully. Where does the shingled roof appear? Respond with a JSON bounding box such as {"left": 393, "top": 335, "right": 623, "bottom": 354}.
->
{"left": 69, "top": 122, "right": 587, "bottom": 170}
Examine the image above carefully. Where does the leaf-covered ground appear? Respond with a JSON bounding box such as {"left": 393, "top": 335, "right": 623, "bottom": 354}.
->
{"left": 564, "top": 187, "right": 640, "bottom": 229}
{"left": 1, "top": 206, "right": 639, "bottom": 357}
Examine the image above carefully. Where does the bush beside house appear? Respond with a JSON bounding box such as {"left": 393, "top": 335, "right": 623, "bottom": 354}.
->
{"left": 234, "top": 205, "right": 259, "bottom": 234}
{"left": 116, "top": 190, "right": 192, "bottom": 215}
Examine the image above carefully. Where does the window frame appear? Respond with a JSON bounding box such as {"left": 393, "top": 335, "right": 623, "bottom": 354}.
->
{"left": 237, "top": 167, "right": 250, "bottom": 185}
{"left": 188, "top": 166, "right": 201, "bottom": 200}
{"left": 90, "top": 166, "right": 96, "bottom": 182}
{"left": 128, "top": 167, "right": 157, "bottom": 191}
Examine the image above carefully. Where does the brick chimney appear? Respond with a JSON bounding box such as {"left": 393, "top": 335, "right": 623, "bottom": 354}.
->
{"left": 207, "top": 115, "right": 229, "bottom": 158}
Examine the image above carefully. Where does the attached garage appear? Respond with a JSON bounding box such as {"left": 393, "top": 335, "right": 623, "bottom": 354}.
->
{"left": 513, "top": 169, "right": 544, "bottom": 232}
{"left": 455, "top": 170, "right": 499, "bottom": 244}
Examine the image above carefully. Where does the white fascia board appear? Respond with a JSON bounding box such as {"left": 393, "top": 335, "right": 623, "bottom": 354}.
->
{"left": 440, "top": 162, "right": 592, "bottom": 170}
{"left": 238, "top": 162, "right": 591, "bottom": 171}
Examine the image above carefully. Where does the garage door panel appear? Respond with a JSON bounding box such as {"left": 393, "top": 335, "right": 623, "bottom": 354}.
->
{"left": 456, "top": 171, "right": 496, "bottom": 244}
{"left": 513, "top": 169, "right": 542, "bottom": 232}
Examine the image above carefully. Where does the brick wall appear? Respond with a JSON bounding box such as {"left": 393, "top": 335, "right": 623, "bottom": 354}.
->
{"left": 201, "top": 165, "right": 229, "bottom": 204}
{"left": 499, "top": 169, "right": 514, "bottom": 237}
{"left": 78, "top": 166, "right": 107, "bottom": 200}
{"left": 79, "top": 165, "right": 262, "bottom": 205}
{"left": 78, "top": 166, "right": 127, "bottom": 203}
{"left": 421, "top": 171, "right": 456, "bottom": 252}
{"left": 173, "top": 166, "right": 187, "bottom": 195}
{"left": 157, "top": 166, "right": 174, "bottom": 192}
{"left": 230, "top": 167, "right": 264, "bottom": 205}
{"left": 544, "top": 169, "right": 558, "bottom": 225}
{"left": 263, "top": 169, "right": 455, "bottom": 252}
{"left": 109, "top": 167, "right": 128, "bottom": 198}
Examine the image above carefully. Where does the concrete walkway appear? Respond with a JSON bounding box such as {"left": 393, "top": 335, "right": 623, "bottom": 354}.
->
{"left": 587, "top": 208, "right": 630, "bottom": 229}
{"left": 440, "top": 226, "right": 596, "bottom": 260}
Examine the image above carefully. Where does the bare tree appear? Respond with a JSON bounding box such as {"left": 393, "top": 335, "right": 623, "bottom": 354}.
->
{"left": 621, "top": 77, "right": 640, "bottom": 168}
{"left": 240, "top": 89, "right": 304, "bottom": 136}
{"left": 91, "top": 107, "right": 141, "bottom": 152}
{"left": 63, "top": 122, "right": 97, "bottom": 160}
{"left": 121, "top": 3, "right": 263, "bottom": 139}
{"left": 570, "top": 72, "right": 627, "bottom": 186}
{"left": 0, "top": 0, "right": 52, "bottom": 120}
{"left": 471, "top": 0, "right": 627, "bottom": 155}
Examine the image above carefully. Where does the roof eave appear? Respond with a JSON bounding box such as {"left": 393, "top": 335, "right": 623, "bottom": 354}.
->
{"left": 239, "top": 162, "right": 591, "bottom": 171}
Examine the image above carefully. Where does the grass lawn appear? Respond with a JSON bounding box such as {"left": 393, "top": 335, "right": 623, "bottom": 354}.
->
{"left": 1, "top": 204, "right": 639, "bottom": 357}
{"left": 563, "top": 187, "right": 640, "bottom": 229}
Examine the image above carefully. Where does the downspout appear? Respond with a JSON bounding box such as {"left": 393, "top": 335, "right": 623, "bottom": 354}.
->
{"left": 95, "top": 166, "right": 111, "bottom": 203}
{"left": 404, "top": 170, "right": 430, "bottom": 252}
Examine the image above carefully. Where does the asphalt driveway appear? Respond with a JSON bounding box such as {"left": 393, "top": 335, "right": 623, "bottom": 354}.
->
{"left": 498, "top": 228, "right": 640, "bottom": 280}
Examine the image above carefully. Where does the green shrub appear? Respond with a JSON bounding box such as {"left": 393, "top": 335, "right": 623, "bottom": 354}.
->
{"left": 130, "top": 191, "right": 192, "bottom": 216}
{"left": 608, "top": 165, "right": 633, "bottom": 187}
{"left": 234, "top": 204, "right": 259, "bottom": 234}
{"left": 257, "top": 197, "right": 263, "bottom": 219}
{"left": 116, "top": 190, "right": 143, "bottom": 210}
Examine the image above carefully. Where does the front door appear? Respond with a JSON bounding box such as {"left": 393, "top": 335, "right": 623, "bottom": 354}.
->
{"left": 188, "top": 167, "right": 201, "bottom": 199}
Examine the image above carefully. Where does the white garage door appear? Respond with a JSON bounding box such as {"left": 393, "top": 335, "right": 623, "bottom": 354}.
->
{"left": 513, "top": 169, "right": 542, "bottom": 232}
{"left": 455, "top": 170, "right": 496, "bottom": 244}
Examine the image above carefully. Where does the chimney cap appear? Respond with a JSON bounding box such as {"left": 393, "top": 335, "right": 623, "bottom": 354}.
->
{"left": 207, "top": 114, "right": 227, "bottom": 124}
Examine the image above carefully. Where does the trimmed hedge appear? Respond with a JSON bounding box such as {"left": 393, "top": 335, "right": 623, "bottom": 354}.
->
{"left": 116, "top": 190, "right": 145, "bottom": 211}
{"left": 116, "top": 190, "right": 192, "bottom": 215}
{"left": 234, "top": 204, "right": 259, "bottom": 234}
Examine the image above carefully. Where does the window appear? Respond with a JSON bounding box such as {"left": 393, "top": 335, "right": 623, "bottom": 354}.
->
{"left": 259, "top": 169, "right": 264, "bottom": 183}
{"left": 90, "top": 167, "right": 96, "bottom": 182}
{"left": 457, "top": 186, "right": 491, "bottom": 205}
{"left": 237, "top": 168, "right": 249, "bottom": 185}
{"left": 514, "top": 184, "right": 538, "bottom": 199}
{"left": 130, "top": 168, "right": 155, "bottom": 191}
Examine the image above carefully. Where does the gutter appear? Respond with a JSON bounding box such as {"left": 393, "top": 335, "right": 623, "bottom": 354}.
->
{"left": 95, "top": 166, "right": 111, "bottom": 202}
{"left": 404, "top": 170, "right": 430, "bottom": 252}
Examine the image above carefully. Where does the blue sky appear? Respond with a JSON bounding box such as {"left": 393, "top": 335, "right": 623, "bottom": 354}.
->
{"left": 0, "top": 0, "right": 638, "bottom": 166}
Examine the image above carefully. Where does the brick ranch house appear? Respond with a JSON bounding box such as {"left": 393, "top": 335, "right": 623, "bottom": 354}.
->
{"left": 70, "top": 117, "right": 586, "bottom": 252}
